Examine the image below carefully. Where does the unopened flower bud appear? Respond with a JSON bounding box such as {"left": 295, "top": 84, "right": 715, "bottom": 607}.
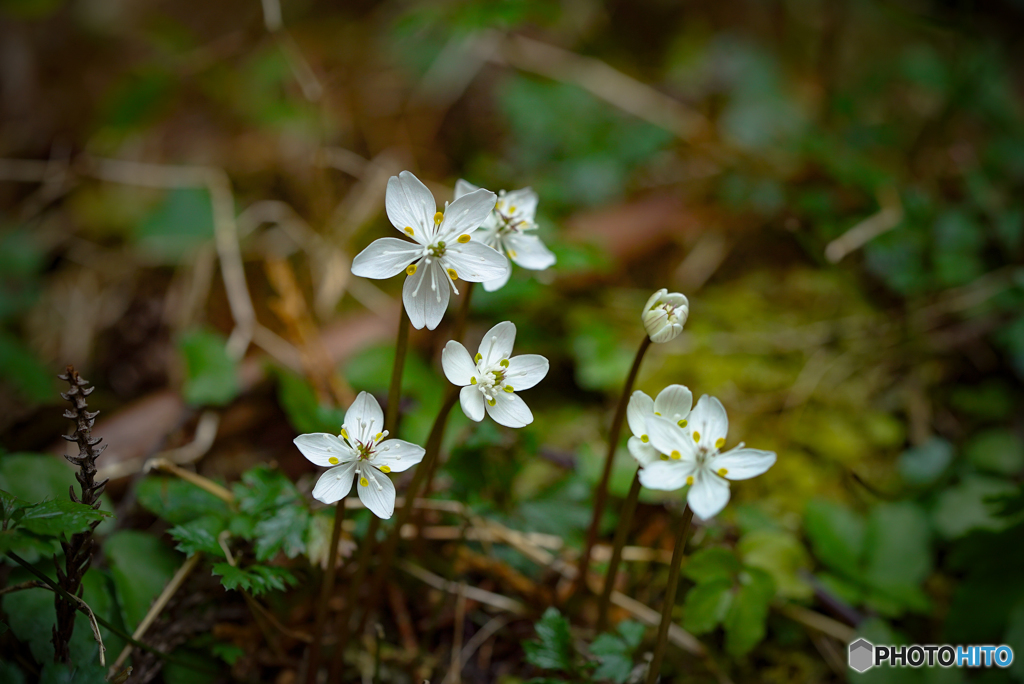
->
{"left": 642, "top": 288, "right": 689, "bottom": 343}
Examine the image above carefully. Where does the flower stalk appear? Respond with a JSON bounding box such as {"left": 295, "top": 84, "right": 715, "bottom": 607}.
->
{"left": 305, "top": 502, "right": 345, "bottom": 684}
{"left": 646, "top": 505, "right": 694, "bottom": 684}
{"left": 53, "top": 366, "right": 109, "bottom": 663}
{"left": 596, "top": 470, "right": 642, "bottom": 631}
{"left": 573, "top": 335, "right": 651, "bottom": 598}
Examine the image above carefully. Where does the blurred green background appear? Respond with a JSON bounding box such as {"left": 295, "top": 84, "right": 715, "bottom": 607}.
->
{"left": 1, "top": 0, "right": 1024, "bottom": 682}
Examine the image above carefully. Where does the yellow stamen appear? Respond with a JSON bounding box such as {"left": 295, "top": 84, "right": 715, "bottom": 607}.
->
{"left": 380, "top": 465, "right": 391, "bottom": 474}
{"left": 500, "top": 359, "right": 509, "bottom": 368}
{"left": 433, "top": 211, "right": 444, "bottom": 225}
{"left": 508, "top": 249, "right": 517, "bottom": 258}
{"left": 670, "top": 450, "right": 681, "bottom": 460}
{"left": 640, "top": 434, "right": 649, "bottom": 443}
{"left": 693, "top": 431, "right": 701, "bottom": 443}
{"left": 404, "top": 226, "right": 414, "bottom": 236}
{"left": 474, "top": 353, "right": 482, "bottom": 363}
{"left": 328, "top": 457, "right": 339, "bottom": 465}
{"left": 457, "top": 234, "right": 471, "bottom": 243}
{"left": 487, "top": 398, "right": 496, "bottom": 406}
{"left": 406, "top": 263, "right": 417, "bottom": 275}
{"left": 340, "top": 428, "right": 349, "bottom": 439}
{"left": 375, "top": 432, "right": 383, "bottom": 442}
{"left": 686, "top": 476, "right": 694, "bottom": 486}
{"left": 654, "top": 412, "right": 661, "bottom": 416}
{"left": 504, "top": 385, "right": 514, "bottom": 393}
{"left": 715, "top": 437, "right": 726, "bottom": 449}
{"left": 660, "top": 454, "right": 669, "bottom": 460}
{"left": 509, "top": 205, "right": 517, "bottom": 213}
{"left": 470, "top": 376, "right": 477, "bottom": 385}
{"left": 447, "top": 268, "right": 458, "bottom": 280}
{"left": 359, "top": 477, "right": 369, "bottom": 487}
{"left": 717, "top": 468, "right": 728, "bottom": 477}
{"left": 678, "top": 419, "right": 688, "bottom": 428}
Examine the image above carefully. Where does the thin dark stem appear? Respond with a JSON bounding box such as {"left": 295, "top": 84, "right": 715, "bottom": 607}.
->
{"left": 645, "top": 506, "right": 694, "bottom": 684}
{"left": 385, "top": 308, "right": 410, "bottom": 435}
{"left": 5, "top": 552, "right": 218, "bottom": 675}
{"left": 451, "top": 282, "right": 475, "bottom": 344}
{"left": 328, "top": 515, "right": 380, "bottom": 682}
{"left": 306, "top": 502, "right": 346, "bottom": 684}
{"left": 597, "top": 470, "right": 642, "bottom": 631}
{"left": 573, "top": 336, "right": 652, "bottom": 599}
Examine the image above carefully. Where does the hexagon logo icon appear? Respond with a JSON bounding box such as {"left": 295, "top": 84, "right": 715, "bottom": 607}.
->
{"left": 849, "top": 638, "right": 874, "bottom": 673}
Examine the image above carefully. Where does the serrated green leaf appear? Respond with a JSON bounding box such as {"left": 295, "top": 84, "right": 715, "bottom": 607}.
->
{"left": 589, "top": 633, "right": 627, "bottom": 657}
{"left": 16, "top": 499, "right": 110, "bottom": 537}
{"left": 0, "top": 488, "right": 27, "bottom": 524}
{"left": 253, "top": 505, "right": 309, "bottom": 561}
{"left": 965, "top": 430, "right": 1024, "bottom": 475}
{"left": 683, "top": 546, "right": 741, "bottom": 584}
{"left": 211, "top": 563, "right": 297, "bottom": 597}
{"left": 615, "top": 621, "right": 645, "bottom": 650}
{"left": 683, "top": 577, "right": 734, "bottom": 634}
{"left": 179, "top": 329, "right": 240, "bottom": 407}
{"left": 136, "top": 476, "right": 230, "bottom": 525}
{"left": 168, "top": 515, "right": 228, "bottom": 557}
{"left": 524, "top": 607, "right": 573, "bottom": 671}
{"left": 233, "top": 465, "right": 299, "bottom": 516}
{"left": 211, "top": 562, "right": 250, "bottom": 592}
{"left": 592, "top": 651, "right": 633, "bottom": 683}
{"left": 723, "top": 568, "right": 775, "bottom": 656}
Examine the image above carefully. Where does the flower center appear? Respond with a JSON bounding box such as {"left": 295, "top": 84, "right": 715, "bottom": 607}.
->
{"left": 428, "top": 240, "right": 447, "bottom": 258}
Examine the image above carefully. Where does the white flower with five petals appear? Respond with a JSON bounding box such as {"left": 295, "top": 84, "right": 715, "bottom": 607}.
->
{"left": 442, "top": 321, "right": 549, "bottom": 428}
{"left": 351, "top": 171, "right": 510, "bottom": 330}
{"left": 626, "top": 385, "right": 693, "bottom": 466}
{"left": 454, "top": 180, "right": 556, "bottom": 292}
{"left": 293, "top": 392, "right": 425, "bottom": 519}
{"left": 638, "top": 395, "right": 776, "bottom": 520}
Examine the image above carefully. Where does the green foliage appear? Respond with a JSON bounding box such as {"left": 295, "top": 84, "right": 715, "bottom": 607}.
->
{"left": 523, "top": 609, "right": 644, "bottom": 683}
{"left": 588, "top": 621, "right": 645, "bottom": 683}
{"left": 0, "top": 489, "right": 110, "bottom": 556}
{"left": 211, "top": 563, "right": 297, "bottom": 596}
{"left": 38, "top": 663, "right": 108, "bottom": 684}
{"left": 179, "top": 329, "right": 240, "bottom": 407}
{"left": 898, "top": 438, "right": 954, "bottom": 486}
{"left": 105, "top": 530, "right": 181, "bottom": 631}
{"left": 135, "top": 188, "right": 214, "bottom": 261}
{"left": 524, "top": 607, "right": 573, "bottom": 671}
{"left": 0, "top": 331, "right": 53, "bottom": 402}
{"left": 136, "top": 476, "right": 230, "bottom": 525}
{"left": 270, "top": 366, "right": 345, "bottom": 435}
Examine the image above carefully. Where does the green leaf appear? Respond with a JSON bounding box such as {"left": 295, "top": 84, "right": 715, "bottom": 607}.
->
{"left": 38, "top": 662, "right": 108, "bottom": 684}
{"left": 682, "top": 577, "right": 734, "bottom": 634}
{"left": 0, "top": 455, "right": 113, "bottom": 532}
{"left": 898, "top": 438, "right": 954, "bottom": 486}
{"left": 589, "top": 633, "right": 628, "bottom": 657}
{"left": 211, "top": 563, "right": 297, "bottom": 597}
{"left": 0, "top": 488, "right": 27, "bottom": 524}
{"left": 0, "top": 660, "right": 26, "bottom": 684}
{"left": 523, "top": 607, "right": 573, "bottom": 672}
{"left": 17, "top": 499, "right": 111, "bottom": 537}
{"left": 0, "top": 528, "right": 55, "bottom": 555}
{"left": 863, "top": 502, "right": 931, "bottom": 615}
{"left": 253, "top": 505, "right": 309, "bottom": 561}
{"left": 615, "top": 621, "right": 645, "bottom": 650}
{"left": 1004, "top": 595, "right": 1024, "bottom": 681}
{"left": 136, "top": 476, "right": 230, "bottom": 525}
{"left": 933, "top": 475, "right": 1019, "bottom": 539}
{"left": 105, "top": 530, "right": 181, "bottom": 631}
{"left": 135, "top": 188, "right": 214, "bottom": 261}
{"left": 591, "top": 647, "right": 633, "bottom": 683}
{"left": 737, "top": 529, "right": 812, "bottom": 600}
{"left": 723, "top": 568, "right": 775, "bottom": 656}
{"left": 0, "top": 331, "right": 53, "bottom": 402}
{"left": 211, "top": 641, "right": 246, "bottom": 666}
{"left": 270, "top": 366, "right": 345, "bottom": 435}
{"left": 683, "top": 546, "right": 741, "bottom": 584}
{"left": 804, "top": 499, "right": 865, "bottom": 575}
{"left": 179, "top": 329, "right": 240, "bottom": 407}
{"left": 233, "top": 465, "right": 300, "bottom": 516}
{"left": 964, "top": 429, "right": 1024, "bottom": 475}
{"left": 168, "top": 515, "right": 228, "bottom": 557}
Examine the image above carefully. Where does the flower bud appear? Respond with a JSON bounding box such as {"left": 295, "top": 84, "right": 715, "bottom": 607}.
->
{"left": 642, "top": 289, "right": 689, "bottom": 343}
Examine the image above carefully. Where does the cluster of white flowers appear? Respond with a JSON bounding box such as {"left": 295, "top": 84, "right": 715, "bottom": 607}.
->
{"left": 296, "top": 171, "right": 555, "bottom": 518}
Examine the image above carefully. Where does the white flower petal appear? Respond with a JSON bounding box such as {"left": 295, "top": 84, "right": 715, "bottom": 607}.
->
{"left": 644, "top": 288, "right": 668, "bottom": 312}
{"left": 627, "top": 436, "right": 660, "bottom": 467}
{"left": 504, "top": 354, "right": 548, "bottom": 391}
{"left": 350, "top": 238, "right": 422, "bottom": 279}
{"left": 442, "top": 341, "right": 476, "bottom": 386}
{"left": 498, "top": 187, "right": 538, "bottom": 220}
{"left": 689, "top": 395, "right": 728, "bottom": 447}
{"left": 294, "top": 433, "right": 356, "bottom": 467}
{"left": 386, "top": 171, "right": 435, "bottom": 245}
{"left": 647, "top": 415, "right": 697, "bottom": 461}
{"left": 444, "top": 241, "right": 509, "bottom": 282}
{"left": 638, "top": 459, "right": 697, "bottom": 491}
{"left": 439, "top": 188, "right": 496, "bottom": 240}
{"left": 626, "top": 391, "right": 654, "bottom": 439}
{"left": 478, "top": 321, "right": 516, "bottom": 366}
{"left": 460, "top": 385, "right": 485, "bottom": 421}
{"left": 311, "top": 462, "right": 357, "bottom": 504}
{"left": 453, "top": 178, "right": 480, "bottom": 200}
{"left": 506, "top": 233, "right": 555, "bottom": 270}
{"left": 403, "top": 260, "right": 451, "bottom": 330}
{"left": 485, "top": 391, "right": 533, "bottom": 428}
{"left": 481, "top": 265, "right": 512, "bottom": 292}
{"left": 344, "top": 392, "right": 384, "bottom": 443}
{"left": 687, "top": 470, "right": 731, "bottom": 520}
{"left": 356, "top": 467, "right": 396, "bottom": 519}
{"left": 711, "top": 447, "right": 777, "bottom": 481}
{"left": 373, "top": 439, "right": 425, "bottom": 473}
{"left": 654, "top": 385, "right": 693, "bottom": 423}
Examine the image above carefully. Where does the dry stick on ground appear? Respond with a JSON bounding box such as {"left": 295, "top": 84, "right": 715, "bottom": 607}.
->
{"left": 53, "top": 366, "right": 109, "bottom": 663}
{"left": 572, "top": 336, "right": 652, "bottom": 601}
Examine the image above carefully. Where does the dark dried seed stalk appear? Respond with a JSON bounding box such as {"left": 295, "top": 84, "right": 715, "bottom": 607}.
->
{"left": 52, "top": 365, "right": 109, "bottom": 663}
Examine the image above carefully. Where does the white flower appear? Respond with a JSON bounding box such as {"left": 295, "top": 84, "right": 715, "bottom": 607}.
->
{"left": 293, "top": 392, "right": 425, "bottom": 519}
{"left": 454, "top": 179, "right": 556, "bottom": 292}
{"left": 626, "top": 385, "right": 694, "bottom": 467}
{"left": 643, "top": 289, "right": 689, "bottom": 343}
{"left": 441, "top": 321, "right": 549, "bottom": 428}
{"left": 638, "top": 395, "right": 776, "bottom": 520}
{"left": 351, "top": 171, "right": 510, "bottom": 331}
